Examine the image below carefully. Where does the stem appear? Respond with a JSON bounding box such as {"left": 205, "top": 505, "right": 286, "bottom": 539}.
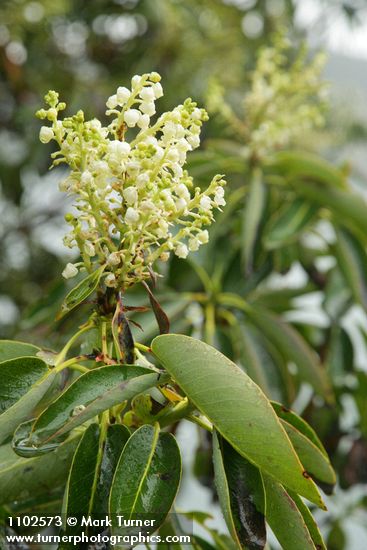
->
{"left": 135, "top": 342, "right": 152, "bottom": 353}
{"left": 204, "top": 302, "right": 216, "bottom": 346}
{"left": 55, "top": 323, "right": 93, "bottom": 366}
{"left": 99, "top": 410, "right": 110, "bottom": 441}
{"left": 157, "top": 398, "right": 195, "bottom": 428}
{"left": 101, "top": 321, "right": 108, "bottom": 356}
{"left": 217, "top": 292, "right": 250, "bottom": 313}
{"left": 187, "top": 414, "right": 213, "bottom": 433}
{"left": 54, "top": 358, "right": 89, "bottom": 374}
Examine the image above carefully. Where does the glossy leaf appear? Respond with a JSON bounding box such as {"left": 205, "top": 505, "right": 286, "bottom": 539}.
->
{"left": 13, "top": 419, "right": 67, "bottom": 457}
{"left": 334, "top": 227, "right": 367, "bottom": 309}
{"left": 92, "top": 424, "right": 130, "bottom": 517}
{"left": 242, "top": 170, "right": 266, "bottom": 273}
{"left": 59, "top": 424, "right": 100, "bottom": 548}
{"left": 0, "top": 430, "right": 81, "bottom": 505}
{"left": 152, "top": 334, "right": 325, "bottom": 507}
{"left": 0, "top": 357, "right": 55, "bottom": 445}
{"left": 264, "top": 198, "right": 317, "bottom": 250}
{"left": 0, "top": 340, "right": 40, "bottom": 363}
{"left": 0, "top": 357, "right": 48, "bottom": 413}
{"left": 27, "top": 365, "right": 167, "bottom": 450}
{"left": 57, "top": 265, "right": 105, "bottom": 319}
{"left": 267, "top": 150, "right": 347, "bottom": 189}
{"left": 271, "top": 402, "right": 326, "bottom": 455}
{"left": 262, "top": 474, "right": 316, "bottom": 550}
{"left": 110, "top": 424, "right": 181, "bottom": 536}
{"left": 213, "top": 430, "right": 266, "bottom": 550}
{"left": 243, "top": 305, "right": 333, "bottom": 402}
{"left": 9, "top": 488, "right": 64, "bottom": 516}
{"left": 281, "top": 419, "right": 336, "bottom": 493}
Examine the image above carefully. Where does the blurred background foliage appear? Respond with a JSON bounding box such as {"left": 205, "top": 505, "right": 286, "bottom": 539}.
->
{"left": 1, "top": 0, "right": 367, "bottom": 548}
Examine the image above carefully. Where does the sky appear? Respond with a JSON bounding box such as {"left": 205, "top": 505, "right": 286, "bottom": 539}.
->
{"left": 295, "top": 0, "right": 367, "bottom": 59}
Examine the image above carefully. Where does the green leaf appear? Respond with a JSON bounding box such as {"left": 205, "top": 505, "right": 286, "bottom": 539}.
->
{"left": 8, "top": 488, "right": 64, "bottom": 516}
{"left": 327, "top": 522, "right": 346, "bottom": 550}
{"left": 158, "top": 515, "right": 197, "bottom": 550}
{"left": 355, "top": 373, "right": 367, "bottom": 438}
{"left": 289, "top": 491, "right": 327, "bottom": 550}
{"left": 237, "top": 326, "right": 271, "bottom": 396}
{"left": 271, "top": 402, "right": 326, "bottom": 455}
{"left": 152, "top": 335, "right": 325, "bottom": 507}
{"left": 110, "top": 424, "right": 181, "bottom": 536}
{"left": 281, "top": 419, "right": 336, "bottom": 493}
{"left": 334, "top": 227, "right": 367, "bottom": 309}
{"left": 13, "top": 419, "right": 67, "bottom": 457}
{"left": 264, "top": 198, "right": 317, "bottom": 250}
{"left": 243, "top": 305, "right": 333, "bottom": 402}
{"left": 327, "top": 326, "right": 354, "bottom": 378}
{"left": 0, "top": 357, "right": 48, "bottom": 413}
{"left": 0, "top": 357, "right": 55, "bottom": 445}
{"left": 57, "top": 265, "right": 106, "bottom": 319}
{"left": 213, "top": 430, "right": 266, "bottom": 550}
{"left": 60, "top": 424, "right": 130, "bottom": 548}
{"left": 242, "top": 170, "right": 266, "bottom": 274}
{"left": 0, "top": 430, "right": 81, "bottom": 505}
{"left": 296, "top": 180, "right": 367, "bottom": 239}
{"left": 92, "top": 424, "right": 130, "bottom": 517}
{"left": 59, "top": 424, "right": 100, "bottom": 548}
{"left": 267, "top": 150, "right": 347, "bottom": 189}
{"left": 26, "top": 366, "right": 167, "bottom": 451}
{"left": 0, "top": 340, "right": 40, "bottom": 363}
{"left": 262, "top": 474, "right": 317, "bottom": 550}
{"left": 323, "top": 268, "right": 352, "bottom": 322}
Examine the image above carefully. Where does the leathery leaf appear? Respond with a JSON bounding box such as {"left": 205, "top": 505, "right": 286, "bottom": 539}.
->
{"left": 152, "top": 335, "right": 325, "bottom": 508}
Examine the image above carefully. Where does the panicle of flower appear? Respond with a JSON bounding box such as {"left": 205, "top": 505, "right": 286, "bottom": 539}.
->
{"left": 207, "top": 34, "right": 328, "bottom": 159}
{"left": 36, "top": 73, "right": 226, "bottom": 288}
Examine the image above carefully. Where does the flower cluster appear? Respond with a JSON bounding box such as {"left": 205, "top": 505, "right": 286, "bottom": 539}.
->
{"left": 207, "top": 35, "right": 328, "bottom": 159}
{"left": 37, "top": 73, "right": 226, "bottom": 288}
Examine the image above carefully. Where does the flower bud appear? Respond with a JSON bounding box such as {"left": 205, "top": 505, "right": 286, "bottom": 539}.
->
{"left": 140, "top": 87, "right": 155, "bottom": 101}
{"left": 124, "top": 109, "right": 140, "bottom": 127}
{"left": 84, "top": 241, "right": 95, "bottom": 257}
{"left": 108, "top": 140, "right": 131, "bottom": 155}
{"left": 105, "top": 273, "right": 117, "bottom": 287}
{"left": 62, "top": 263, "right": 78, "bottom": 279}
{"left": 200, "top": 196, "right": 212, "bottom": 211}
{"left": 125, "top": 207, "right": 139, "bottom": 225}
{"left": 152, "top": 82, "right": 163, "bottom": 99}
{"left": 140, "top": 102, "right": 156, "bottom": 116}
{"left": 198, "top": 230, "right": 209, "bottom": 244}
{"left": 81, "top": 171, "right": 93, "bottom": 186}
{"left": 137, "top": 114, "right": 150, "bottom": 129}
{"left": 39, "top": 126, "right": 54, "bottom": 143}
{"left": 175, "top": 243, "right": 189, "bottom": 259}
{"left": 189, "top": 237, "right": 200, "bottom": 251}
{"left": 123, "top": 187, "right": 138, "bottom": 205}
{"left": 107, "top": 252, "right": 121, "bottom": 266}
{"left": 106, "top": 94, "right": 118, "bottom": 109}
{"left": 116, "top": 86, "right": 131, "bottom": 103}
